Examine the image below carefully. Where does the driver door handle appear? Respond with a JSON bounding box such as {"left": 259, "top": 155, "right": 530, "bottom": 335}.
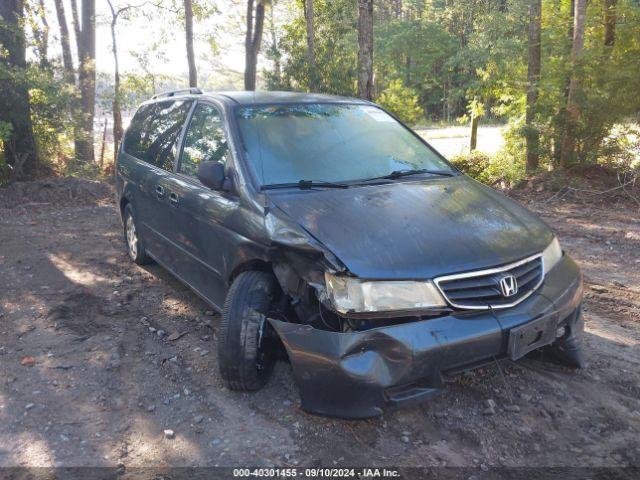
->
{"left": 169, "top": 192, "right": 179, "bottom": 207}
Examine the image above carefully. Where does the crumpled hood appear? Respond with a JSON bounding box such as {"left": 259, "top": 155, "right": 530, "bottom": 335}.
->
{"left": 267, "top": 175, "right": 554, "bottom": 279}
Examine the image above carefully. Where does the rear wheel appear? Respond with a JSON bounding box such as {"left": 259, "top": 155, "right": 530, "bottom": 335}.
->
{"left": 218, "top": 271, "right": 280, "bottom": 391}
{"left": 123, "top": 204, "right": 150, "bottom": 265}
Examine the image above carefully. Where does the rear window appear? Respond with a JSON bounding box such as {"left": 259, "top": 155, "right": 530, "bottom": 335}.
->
{"left": 124, "top": 100, "right": 192, "bottom": 171}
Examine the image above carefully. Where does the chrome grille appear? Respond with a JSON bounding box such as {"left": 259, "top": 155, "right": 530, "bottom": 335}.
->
{"left": 434, "top": 254, "right": 544, "bottom": 310}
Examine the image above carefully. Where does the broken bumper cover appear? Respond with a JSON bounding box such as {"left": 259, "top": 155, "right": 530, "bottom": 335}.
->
{"left": 269, "top": 255, "right": 584, "bottom": 418}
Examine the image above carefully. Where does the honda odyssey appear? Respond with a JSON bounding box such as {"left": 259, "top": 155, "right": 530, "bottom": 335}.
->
{"left": 115, "top": 89, "right": 584, "bottom": 418}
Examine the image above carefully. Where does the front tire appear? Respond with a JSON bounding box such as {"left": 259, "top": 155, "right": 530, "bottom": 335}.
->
{"left": 218, "top": 271, "right": 280, "bottom": 391}
{"left": 123, "top": 203, "right": 150, "bottom": 265}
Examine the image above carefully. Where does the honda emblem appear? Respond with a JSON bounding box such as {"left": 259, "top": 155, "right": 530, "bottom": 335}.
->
{"left": 499, "top": 275, "right": 518, "bottom": 297}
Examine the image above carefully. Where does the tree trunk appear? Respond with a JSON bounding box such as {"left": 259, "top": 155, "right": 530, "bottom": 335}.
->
{"left": 553, "top": 0, "right": 575, "bottom": 166}
{"left": 357, "top": 0, "right": 374, "bottom": 100}
{"left": 70, "top": 0, "right": 81, "bottom": 43}
{"left": 0, "top": 0, "right": 39, "bottom": 180}
{"left": 268, "top": 5, "right": 282, "bottom": 85}
{"left": 107, "top": 1, "right": 123, "bottom": 166}
{"left": 55, "top": 0, "right": 83, "bottom": 164}
{"left": 469, "top": 114, "right": 478, "bottom": 151}
{"left": 184, "top": 0, "right": 197, "bottom": 87}
{"left": 525, "top": 0, "right": 541, "bottom": 173}
{"left": 244, "top": 0, "right": 265, "bottom": 90}
{"left": 32, "top": 0, "right": 49, "bottom": 68}
{"left": 100, "top": 117, "right": 107, "bottom": 168}
{"left": 53, "top": 0, "right": 75, "bottom": 83}
{"left": 405, "top": 55, "right": 411, "bottom": 84}
{"left": 604, "top": 0, "right": 616, "bottom": 47}
{"left": 244, "top": 0, "right": 254, "bottom": 90}
{"left": 75, "top": 0, "right": 96, "bottom": 163}
{"left": 559, "top": 0, "right": 586, "bottom": 167}
{"left": 303, "top": 0, "right": 317, "bottom": 91}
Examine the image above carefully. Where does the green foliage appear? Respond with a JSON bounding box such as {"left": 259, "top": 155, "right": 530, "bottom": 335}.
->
{"left": 451, "top": 128, "right": 527, "bottom": 188}
{"left": 266, "top": 0, "right": 358, "bottom": 95}
{"left": 498, "top": 0, "right": 640, "bottom": 170}
{"left": 102, "top": 71, "right": 179, "bottom": 111}
{"left": 27, "top": 64, "right": 76, "bottom": 165}
{"left": 432, "top": 0, "right": 639, "bottom": 177}
{"left": 597, "top": 124, "right": 640, "bottom": 170}
{"left": 377, "top": 79, "right": 423, "bottom": 124}
{"left": 450, "top": 151, "right": 493, "bottom": 184}
{"left": 4, "top": 0, "right": 639, "bottom": 186}
{"left": 496, "top": 122, "right": 528, "bottom": 185}
{"left": 458, "top": 98, "right": 486, "bottom": 125}
{"left": 0, "top": 121, "right": 13, "bottom": 143}
{"left": 569, "top": 1, "right": 640, "bottom": 165}
{"left": 0, "top": 121, "right": 13, "bottom": 182}
{"left": 374, "top": 16, "right": 457, "bottom": 118}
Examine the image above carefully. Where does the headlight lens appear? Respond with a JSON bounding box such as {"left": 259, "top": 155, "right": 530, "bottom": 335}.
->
{"left": 542, "top": 237, "right": 563, "bottom": 275}
{"left": 324, "top": 273, "right": 447, "bottom": 313}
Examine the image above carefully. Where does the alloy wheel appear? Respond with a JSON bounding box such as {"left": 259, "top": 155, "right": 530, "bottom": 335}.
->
{"left": 125, "top": 214, "right": 138, "bottom": 260}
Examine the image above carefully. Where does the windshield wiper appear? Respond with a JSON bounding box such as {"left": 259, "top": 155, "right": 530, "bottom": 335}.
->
{"left": 359, "top": 169, "right": 457, "bottom": 182}
{"left": 261, "top": 179, "right": 350, "bottom": 190}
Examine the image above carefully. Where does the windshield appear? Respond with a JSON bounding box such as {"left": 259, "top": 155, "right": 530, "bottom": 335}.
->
{"left": 234, "top": 103, "right": 454, "bottom": 186}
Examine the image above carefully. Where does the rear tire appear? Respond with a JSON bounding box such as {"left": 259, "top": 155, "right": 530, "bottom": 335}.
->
{"left": 123, "top": 203, "right": 150, "bottom": 265}
{"left": 218, "top": 271, "right": 279, "bottom": 391}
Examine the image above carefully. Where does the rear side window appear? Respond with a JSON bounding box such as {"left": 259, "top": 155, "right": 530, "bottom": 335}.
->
{"left": 124, "top": 100, "right": 192, "bottom": 171}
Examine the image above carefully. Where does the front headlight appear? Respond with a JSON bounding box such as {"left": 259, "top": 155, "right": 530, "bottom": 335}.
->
{"left": 324, "top": 273, "right": 447, "bottom": 314}
{"left": 542, "top": 237, "right": 563, "bottom": 275}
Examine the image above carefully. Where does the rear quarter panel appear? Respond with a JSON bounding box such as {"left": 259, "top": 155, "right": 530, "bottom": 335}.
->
{"left": 115, "top": 150, "right": 146, "bottom": 222}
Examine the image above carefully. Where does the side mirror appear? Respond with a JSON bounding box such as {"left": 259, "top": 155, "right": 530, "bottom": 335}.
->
{"left": 197, "top": 160, "right": 226, "bottom": 190}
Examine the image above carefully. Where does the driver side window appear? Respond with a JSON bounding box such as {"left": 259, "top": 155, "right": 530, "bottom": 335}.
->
{"left": 180, "top": 103, "right": 229, "bottom": 177}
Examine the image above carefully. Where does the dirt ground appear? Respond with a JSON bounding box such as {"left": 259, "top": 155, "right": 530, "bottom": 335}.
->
{"left": 0, "top": 177, "right": 639, "bottom": 472}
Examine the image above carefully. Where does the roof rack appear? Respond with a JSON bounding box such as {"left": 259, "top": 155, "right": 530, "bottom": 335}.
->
{"left": 152, "top": 88, "right": 203, "bottom": 99}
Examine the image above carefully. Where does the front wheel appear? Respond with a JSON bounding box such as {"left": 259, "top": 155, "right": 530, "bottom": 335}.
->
{"left": 218, "top": 271, "right": 280, "bottom": 391}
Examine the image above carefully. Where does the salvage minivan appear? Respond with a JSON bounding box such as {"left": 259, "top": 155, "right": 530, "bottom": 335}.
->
{"left": 115, "top": 89, "right": 585, "bottom": 418}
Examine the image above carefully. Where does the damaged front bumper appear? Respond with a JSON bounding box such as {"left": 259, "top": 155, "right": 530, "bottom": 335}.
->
{"left": 269, "top": 255, "right": 584, "bottom": 418}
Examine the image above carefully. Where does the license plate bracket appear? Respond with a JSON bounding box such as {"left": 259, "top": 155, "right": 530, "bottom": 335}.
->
{"left": 508, "top": 313, "right": 558, "bottom": 361}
